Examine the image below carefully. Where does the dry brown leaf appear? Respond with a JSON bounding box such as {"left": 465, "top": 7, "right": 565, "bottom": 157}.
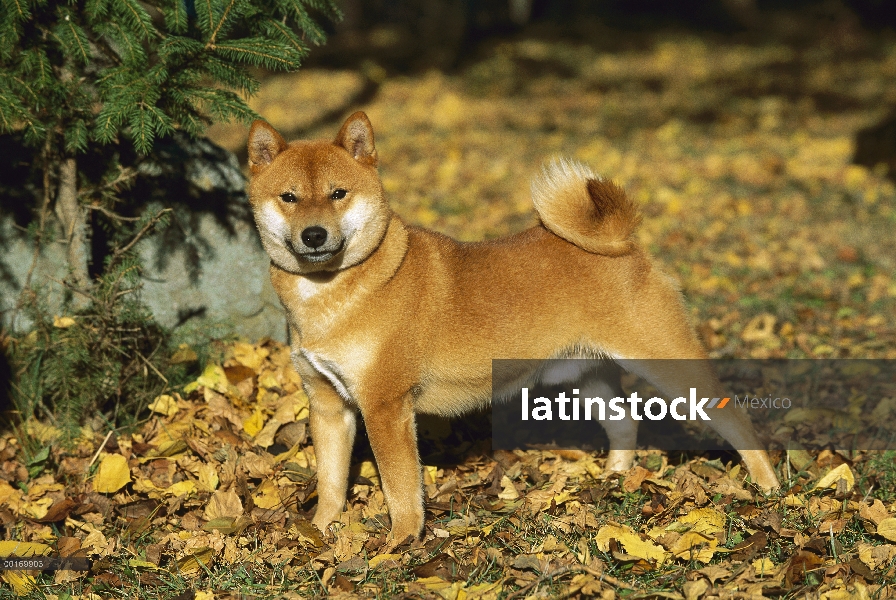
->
{"left": 204, "top": 489, "right": 243, "bottom": 520}
{"left": 859, "top": 499, "right": 890, "bottom": 526}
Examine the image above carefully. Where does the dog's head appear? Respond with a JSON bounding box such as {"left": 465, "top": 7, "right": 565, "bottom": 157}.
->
{"left": 246, "top": 112, "right": 391, "bottom": 274}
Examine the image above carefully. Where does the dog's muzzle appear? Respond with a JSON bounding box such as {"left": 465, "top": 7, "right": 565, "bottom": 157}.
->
{"left": 289, "top": 231, "right": 345, "bottom": 263}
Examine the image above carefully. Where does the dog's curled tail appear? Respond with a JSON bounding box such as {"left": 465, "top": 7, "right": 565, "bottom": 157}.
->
{"left": 531, "top": 158, "right": 642, "bottom": 257}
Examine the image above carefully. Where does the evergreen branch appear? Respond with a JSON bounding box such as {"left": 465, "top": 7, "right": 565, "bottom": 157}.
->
{"left": 209, "top": 0, "right": 239, "bottom": 44}
{"left": 184, "top": 57, "right": 259, "bottom": 95}
{"left": 260, "top": 18, "right": 309, "bottom": 56}
{"left": 0, "top": 83, "right": 30, "bottom": 129}
{"left": 64, "top": 119, "right": 89, "bottom": 154}
{"left": 158, "top": 35, "right": 205, "bottom": 60}
{"left": 5, "top": 0, "right": 28, "bottom": 21}
{"left": 22, "top": 49, "right": 54, "bottom": 91}
{"left": 57, "top": 17, "right": 92, "bottom": 64}
{"left": 98, "top": 22, "right": 146, "bottom": 66}
{"left": 12, "top": 76, "right": 41, "bottom": 107}
{"left": 276, "top": 0, "right": 327, "bottom": 45}
{"left": 162, "top": 0, "right": 188, "bottom": 34}
{"left": 129, "top": 103, "right": 153, "bottom": 154}
{"left": 211, "top": 38, "right": 302, "bottom": 70}
{"left": 113, "top": 208, "right": 172, "bottom": 260}
{"left": 84, "top": 0, "right": 110, "bottom": 20}
{"left": 92, "top": 115, "right": 120, "bottom": 144}
{"left": 185, "top": 87, "right": 258, "bottom": 124}
{"left": 196, "top": 0, "right": 215, "bottom": 35}
{"left": 80, "top": 167, "right": 140, "bottom": 201}
{"left": 116, "top": 0, "right": 155, "bottom": 41}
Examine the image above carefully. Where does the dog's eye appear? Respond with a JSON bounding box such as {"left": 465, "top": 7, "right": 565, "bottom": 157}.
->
{"left": 280, "top": 192, "right": 297, "bottom": 203}
{"left": 330, "top": 189, "right": 347, "bottom": 200}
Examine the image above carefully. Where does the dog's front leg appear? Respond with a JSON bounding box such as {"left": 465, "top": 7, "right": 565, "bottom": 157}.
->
{"left": 361, "top": 394, "right": 423, "bottom": 545}
{"left": 307, "top": 380, "right": 357, "bottom": 534}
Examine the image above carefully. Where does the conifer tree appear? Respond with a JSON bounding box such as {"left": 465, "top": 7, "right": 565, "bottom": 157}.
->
{"left": 1, "top": 0, "right": 338, "bottom": 303}
{"left": 0, "top": 0, "right": 339, "bottom": 430}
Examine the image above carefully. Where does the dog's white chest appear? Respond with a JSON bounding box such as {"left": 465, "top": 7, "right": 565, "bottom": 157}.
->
{"left": 301, "top": 349, "right": 353, "bottom": 402}
{"left": 296, "top": 277, "right": 320, "bottom": 300}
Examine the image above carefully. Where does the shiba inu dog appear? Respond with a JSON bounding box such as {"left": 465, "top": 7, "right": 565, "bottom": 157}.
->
{"left": 246, "top": 111, "right": 779, "bottom": 544}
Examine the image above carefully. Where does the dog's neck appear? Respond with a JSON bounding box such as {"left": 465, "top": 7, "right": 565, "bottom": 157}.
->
{"left": 270, "top": 215, "right": 410, "bottom": 332}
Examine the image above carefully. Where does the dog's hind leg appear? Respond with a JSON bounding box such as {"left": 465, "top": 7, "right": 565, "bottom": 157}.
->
{"left": 598, "top": 316, "right": 780, "bottom": 491}
{"left": 583, "top": 277, "right": 779, "bottom": 490}
{"left": 618, "top": 356, "right": 778, "bottom": 489}
{"left": 542, "top": 359, "right": 639, "bottom": 473}
{"left": 578, "top": 361, "right": 640, "bottom": 472}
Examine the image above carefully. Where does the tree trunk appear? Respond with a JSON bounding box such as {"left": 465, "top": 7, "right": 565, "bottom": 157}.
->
{"left": 54, "top": 157, "right": 91, "bottom": 310}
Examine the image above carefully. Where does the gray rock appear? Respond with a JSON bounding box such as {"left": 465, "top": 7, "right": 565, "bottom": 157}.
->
{"left": 137, "top": 213, "right": 286, "bottom": 342}
{"left": 0, "top": 133, "right": 287, "bottom": 342}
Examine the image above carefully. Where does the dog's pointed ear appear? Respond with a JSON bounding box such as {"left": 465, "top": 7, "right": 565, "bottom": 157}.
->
{"left": 335, "top": 111, "right": 378, "bottom": 167}
{"left": 248, "top": 120, "right": 288, "bottom": 175}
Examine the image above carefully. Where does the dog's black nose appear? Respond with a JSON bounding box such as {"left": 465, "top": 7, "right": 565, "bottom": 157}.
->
{"left": 301, "top": 226, "right": 328, "bottom": 249}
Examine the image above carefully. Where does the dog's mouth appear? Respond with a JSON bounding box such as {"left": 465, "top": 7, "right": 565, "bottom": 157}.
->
{"left": 297, "top": 238, "right": 345, "bottom": 263}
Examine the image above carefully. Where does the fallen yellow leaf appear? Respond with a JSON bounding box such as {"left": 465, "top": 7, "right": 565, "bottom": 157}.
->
{"left": 165, "top": 480, "right": 197, "bottom": 498}
{"left": 596, "top": 523, "right": 668, "bottom": 565}
{"left": 252, "top": 479, "right": 282, "bottom": 509}
{"left": 0, "top": 541, "right": 52, "bottom": 595}
{"left": 358, "top": 460, "right": 380, "bottom": 486}
{"left": 93, "top": 453, "right": 131, "bottom": 494}
{"left": 369, "top": 553, "right": 402, "bottom": 569}
{"left": 813, "top": 463, "right": 854, "bottom": 492}
{"left": 53, "top": 315, "right": 76, "bottom": 328}
{"left": 243, "top": 408, "right": 265, "bottom": 437}
{"left": 752, "top": 557, "right": 776, "bottom": 575}
{"left": 176, "top": 547, "right": 215, "bottom": 576}
{"left": 186, "top": 363, "right": 229, "bottom": 394}
{"left": 741, "top": 313, "right": 776, "bottom": 342}
{"left": 877, "top": 518, "right": 896, "bottom": 542}
{"left": 197, "top": 463, "right": 219, "bottom": 492}
{"left": 670, "top": 531, "right": 718, "bottom": 562}
{"left": 498, "top": 475, "right": 519, "bottom": 500}
{"left": 232, "top": 341, "right": 269, "bottom": 370}
{"left": 148, "top": 394, "right": 179, "bottom": 417}
{"left": 678, "top": 507, "right": 726, "bottom": 534}
{"left": 170, "top": 344, "right": 198, "bottom": 364}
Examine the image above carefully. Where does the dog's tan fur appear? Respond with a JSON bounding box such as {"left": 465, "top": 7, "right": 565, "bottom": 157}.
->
{"left": 247, "top": 112, "right": 779, "bottom": 544}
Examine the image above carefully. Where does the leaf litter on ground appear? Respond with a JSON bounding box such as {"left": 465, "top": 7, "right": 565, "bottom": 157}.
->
{"left": 2, "top": 337, "right": 896, "bottom": 597}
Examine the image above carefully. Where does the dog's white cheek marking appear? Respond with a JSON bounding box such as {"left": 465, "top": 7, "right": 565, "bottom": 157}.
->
{"left": 340, "top": 196, "right": 376, "bottom": 237}
{"left": 302, "top": 350, "right": 354, "bottom": 402}
{"left": 259, "top": 204, "right": 289, "bottom": 239}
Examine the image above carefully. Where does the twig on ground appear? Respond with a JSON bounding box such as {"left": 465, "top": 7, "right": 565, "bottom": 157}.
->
{"left": 87, "top": 430, "right": 115, "bottom": 470}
